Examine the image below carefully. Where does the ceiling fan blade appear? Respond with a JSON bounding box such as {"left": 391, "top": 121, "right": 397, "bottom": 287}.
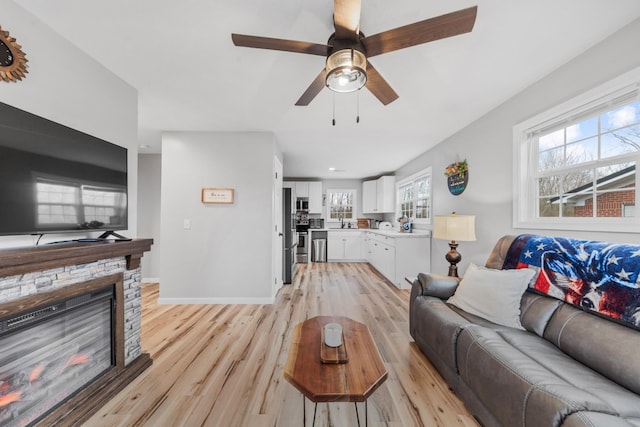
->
{"left": 361, "top": 6, "right": 477, "bottom": 57}
{"left": 334, "top": 0, "right": 361, "bottom": 41}
{"left": 365, "top": 61, "right": 398, "bottom": 105}
{"left": 295, "top": 69, "right": 327, "bottom": 106}
{"left": 232, "top": 34, "right": 329, "bottom": 56}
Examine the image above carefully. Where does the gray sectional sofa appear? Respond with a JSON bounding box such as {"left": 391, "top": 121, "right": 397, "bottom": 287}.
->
{"left": 410, "top": 234, "right": 640, "bottom": 427}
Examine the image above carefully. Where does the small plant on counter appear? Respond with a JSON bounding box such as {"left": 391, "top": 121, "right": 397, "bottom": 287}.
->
{"left": 444, "top": 159, "right": 468, "bottom": 178}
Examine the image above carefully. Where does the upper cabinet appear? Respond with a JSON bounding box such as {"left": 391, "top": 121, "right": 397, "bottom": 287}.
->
{"left": 295, "top": 182, "right": 309, "bottom": 198}
{"left": 308, "top": 181, "right": 323, "bottom": 214}
{"left": 376, "top": 176, "right": 395, "bottom": 212}
{"left": 362, "top": 176, "right": 396, "bottom": 213}
{"left": 362, "top": 180, "right": 377, "bottom": 213}
{"left": 285, "top": 181, "right": 323, "bottom": 214}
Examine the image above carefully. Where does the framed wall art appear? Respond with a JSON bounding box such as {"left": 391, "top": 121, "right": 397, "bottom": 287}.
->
{"left": 202, "top": 188, "right": 234, "bottom": 204}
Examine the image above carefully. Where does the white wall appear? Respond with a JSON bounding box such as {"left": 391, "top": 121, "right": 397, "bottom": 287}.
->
{"left": 138, "top": 154, "right": 162, "bottom": 280}
{"left": 0, "top": 0, "right": 139, "bottom": 248}
{"left": 395, "top": 17, "right": 640, "bottom": 276}
{"left": 159, "top": 132, "right": 277, "bottom": 303}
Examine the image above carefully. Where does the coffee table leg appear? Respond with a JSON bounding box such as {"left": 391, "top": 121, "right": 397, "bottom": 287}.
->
{"left": 312, "top": 403, "right": 318, "bottom": 426}
{"left": 366, "top": 400, "right": 368, "bottom": 427}
{"left": 302, "top": 395, "right": 305, "bottom": 426}
{"left": 354, "top": 402, "right": 361, "bottom": 427}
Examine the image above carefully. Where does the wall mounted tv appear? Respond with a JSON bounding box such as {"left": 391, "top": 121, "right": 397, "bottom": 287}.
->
{"left": 0, "top": 101, "right": 128, "bottom": 236}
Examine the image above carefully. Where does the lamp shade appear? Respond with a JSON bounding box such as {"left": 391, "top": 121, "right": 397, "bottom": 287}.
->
{"left": 325, "top": 49, "right": 367, "bottom": 93}
{"left": 433, "top": 214, "right": 476, "bottom": 242}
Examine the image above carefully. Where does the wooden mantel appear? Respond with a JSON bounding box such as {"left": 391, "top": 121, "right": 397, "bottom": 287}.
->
{"left": 0, "top": 238, "right": 153, "bottom": 278}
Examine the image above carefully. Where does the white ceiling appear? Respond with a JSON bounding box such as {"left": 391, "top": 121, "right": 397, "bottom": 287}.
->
{"left": 14, "top": 0, "right": 640, "bottom": 179}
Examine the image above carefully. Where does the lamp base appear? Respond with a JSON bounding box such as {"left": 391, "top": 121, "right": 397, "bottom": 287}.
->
{"left": 445, "top": 241, "right": 462, "bottom": 278}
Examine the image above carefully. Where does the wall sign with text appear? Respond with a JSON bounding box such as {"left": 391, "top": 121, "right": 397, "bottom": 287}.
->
{"left": 444, "top": 160, "right": 469, "bottom": 196}
{"left": 202, "top": 188, "right": 235, "bottom": 204}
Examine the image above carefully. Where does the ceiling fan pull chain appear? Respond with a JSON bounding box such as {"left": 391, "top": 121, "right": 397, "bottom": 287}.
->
{"left": 332, "top": 92, "right": 336, "bottom": 126}
{"left": 356, "top": 90, "right": 360, "bottom": 124}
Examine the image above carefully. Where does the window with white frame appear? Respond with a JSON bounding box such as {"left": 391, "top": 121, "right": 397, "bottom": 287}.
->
{"left": 513, "top": 70, "right": 640, "bottom": 232}
{"left": 326, "top": 189, "right": 356, "bottom": 222}
{"left": 36, "top": 177, "right": 127, "bottom": 227}
{"left": 396, "top": 167, "right": 432, "bottom": 223}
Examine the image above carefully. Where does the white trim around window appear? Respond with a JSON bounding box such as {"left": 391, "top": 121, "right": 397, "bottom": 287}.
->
{"left": 396, "top": 167, "right": 432, "bottom": 224}
{"left": 513, "top": 67, "right": 640, "bottom": 233}
{"left": 326, "top": 188, "right": 357, "bottom": 222}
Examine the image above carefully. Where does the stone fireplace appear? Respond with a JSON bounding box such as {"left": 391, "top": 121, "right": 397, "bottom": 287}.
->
{"left": 0, "top": 239, "right": 152, "bottom": 426}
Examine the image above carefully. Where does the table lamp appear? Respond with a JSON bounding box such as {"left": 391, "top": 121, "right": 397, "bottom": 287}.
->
{"left": 433, "top": 212, "right": 476, "bottom": 277}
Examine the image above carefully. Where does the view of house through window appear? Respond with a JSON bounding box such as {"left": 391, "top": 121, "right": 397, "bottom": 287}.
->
{"left": 535, "top": 100, "right": 638, "bottom": 218}
{"left": 327, "top": 189, "right": 355, "bottom": 221}
{"left": 396, "top": 168, "right": 432, "bottom": 223}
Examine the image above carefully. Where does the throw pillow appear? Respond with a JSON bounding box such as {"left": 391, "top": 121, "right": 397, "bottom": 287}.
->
{"left": 447, "top": 263, "right": 537, "bottom": 330}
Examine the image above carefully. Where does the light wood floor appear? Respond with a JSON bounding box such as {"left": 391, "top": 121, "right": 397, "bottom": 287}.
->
{"left": 84, "top": 262, "right": 479, "bottom": 427}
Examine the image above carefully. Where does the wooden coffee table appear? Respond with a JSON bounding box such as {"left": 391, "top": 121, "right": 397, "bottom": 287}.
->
{"left": 284, "top": 316, "right": 388, "bottom": 426}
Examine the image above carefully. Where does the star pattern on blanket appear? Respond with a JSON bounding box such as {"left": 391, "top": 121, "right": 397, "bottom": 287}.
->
{"left": 506, "top": 234, "right": 640, "bottom": 328}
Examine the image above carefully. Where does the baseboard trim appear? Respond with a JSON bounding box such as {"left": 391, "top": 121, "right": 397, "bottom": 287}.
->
{"left": 158, "top": 296, "right": 275, "bottom": 305}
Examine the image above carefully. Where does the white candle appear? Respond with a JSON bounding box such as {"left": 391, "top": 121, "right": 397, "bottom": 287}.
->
{"left": 324, "top": 323, "right": 342, "bottom": 347}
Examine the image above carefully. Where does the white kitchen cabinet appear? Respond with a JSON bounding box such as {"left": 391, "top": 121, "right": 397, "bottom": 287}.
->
{"left": 362, "top": 180, "right": 377, "bottom": 214}
{"left": 362, "top": 232, "right": 373, "bottom": 261}
{"left": 362, "top": 176, "right": 395, "bottom": 213}
{"left": 295, "top": 182, "right": 309, "bottom": 198}
{"left": 308, "top": 181, "right": 323, "bottom": 213}
{"left": 376, "top": 176, "right": 396, "bottom": 213}
{"left": 366, "top": 231, "right": 430, "bottom": 289}
{"left": 370, "top": 237, "right": 395, "bottom": 280}
{"left": 327, "top": 231, "right": 363, "bottom": 261}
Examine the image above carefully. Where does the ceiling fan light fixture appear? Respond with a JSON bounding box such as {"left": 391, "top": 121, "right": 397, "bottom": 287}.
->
{"left": 325, "top": 48, "right": 367, "bottom": 93}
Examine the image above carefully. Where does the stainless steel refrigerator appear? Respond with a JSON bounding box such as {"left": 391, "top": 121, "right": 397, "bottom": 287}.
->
{"left": 283, "top": 188, "right": 297, "bottom": 284}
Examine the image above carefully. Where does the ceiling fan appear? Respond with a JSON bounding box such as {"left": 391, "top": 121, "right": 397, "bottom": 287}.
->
{"left": 232, "top": 1, "right": 477, "bottom": 106}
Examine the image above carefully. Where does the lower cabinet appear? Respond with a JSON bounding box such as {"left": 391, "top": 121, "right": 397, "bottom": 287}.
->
{"left": 364, "top": 231, "right": 430, "bottom": 289}
{"left": 327, "top": 231, "right": 363, "bottom": 261}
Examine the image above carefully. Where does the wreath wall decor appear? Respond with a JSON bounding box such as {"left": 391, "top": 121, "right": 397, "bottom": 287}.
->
{"left": 0, "top": 24, "right": 28, "bottom": 83}
{"left": 444, "top": 159, "right": 469, "bottom": 196}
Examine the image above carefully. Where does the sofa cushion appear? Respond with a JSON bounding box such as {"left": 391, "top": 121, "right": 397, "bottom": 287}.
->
{"left": 447, "top": 263, "right": 536, "bottom": 330}
{"left": 520, "top": 291, "right": 563, "bottom": 337}
{"left": 485, "top": 234, "right": 517, "bottom": 269}
{"left": 457, "top": 325, "right": 640, "bottom": 427}
{"left": 498, "top": 328, "right": 640, "bottom": 419}
{"left": 544, "top": 303, "right": 640, "bottom": 396}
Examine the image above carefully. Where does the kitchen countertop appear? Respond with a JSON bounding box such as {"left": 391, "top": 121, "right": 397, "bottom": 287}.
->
{"left": 313, "top": 228, "right": 431, "bottom": 238}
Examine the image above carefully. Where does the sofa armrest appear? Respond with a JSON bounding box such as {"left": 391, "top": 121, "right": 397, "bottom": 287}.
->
{"left": 413, "top": 273, "right": 461, "bottom": 299}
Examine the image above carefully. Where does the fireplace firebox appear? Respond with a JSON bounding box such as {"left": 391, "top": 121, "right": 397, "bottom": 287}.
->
{"left": 0, "top": 284, "right": 116, "bottom": 427}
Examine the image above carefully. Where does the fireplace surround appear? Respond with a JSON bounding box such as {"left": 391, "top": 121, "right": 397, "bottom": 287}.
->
{"left": 0, "top": 239, "right": 152, "bottom": 426}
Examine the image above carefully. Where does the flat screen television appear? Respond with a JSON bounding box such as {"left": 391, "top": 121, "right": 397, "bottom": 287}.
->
{"left": 0, "top": 101, "right": 128, "bottom": 236}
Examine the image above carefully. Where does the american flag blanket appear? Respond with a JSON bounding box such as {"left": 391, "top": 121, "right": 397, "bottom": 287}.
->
{"left": 503, "top": 234, "right": 640, "bottom": 328}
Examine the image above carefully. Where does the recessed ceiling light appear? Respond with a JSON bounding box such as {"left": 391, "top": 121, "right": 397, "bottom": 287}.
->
{"left": 139, "top": 144, "right": 151, "bottom": 149}
{"left": 329, "top": 167, "right": 336, "bottom": 171}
